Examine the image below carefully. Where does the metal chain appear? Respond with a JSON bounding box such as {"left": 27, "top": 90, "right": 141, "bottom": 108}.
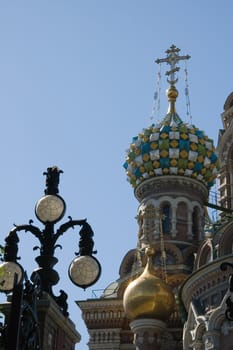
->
{"left": 150, "top": 63, "right": 161, "bottom": 123}
{"left": 159, "top": 215, "right": 168, "bottom": 283}
{"left": 184, "top": 59, "right": 192, "bottom": 124}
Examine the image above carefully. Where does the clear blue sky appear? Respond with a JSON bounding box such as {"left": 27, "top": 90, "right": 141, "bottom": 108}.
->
{"left": 0, "top": 1, "right": 232, "bottom": 348}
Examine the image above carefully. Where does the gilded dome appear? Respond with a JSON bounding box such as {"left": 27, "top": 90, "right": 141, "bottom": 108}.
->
{"left": 123, "top": 247, "right": 174, "bottom": 321}
{"left": 123, "top": 89, "right": 219, "bottom": 190}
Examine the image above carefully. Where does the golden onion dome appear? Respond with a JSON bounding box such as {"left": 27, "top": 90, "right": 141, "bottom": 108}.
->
{"left": 123, "top": 247, "right": 174, "bottom": 321}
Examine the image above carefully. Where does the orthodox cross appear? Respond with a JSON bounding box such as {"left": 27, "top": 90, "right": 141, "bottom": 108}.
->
{"left": 155, "top": 44, "right": 190, "bottom": 85}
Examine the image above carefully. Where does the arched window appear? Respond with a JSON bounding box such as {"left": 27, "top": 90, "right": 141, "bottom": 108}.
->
{"left": 161, "top": 203, "right": 170, "bottom": 234}
{"left": 197, "top": 242, "right": 212, "bottom": 268}
{"left": 176, "top": 202, "right": 188, "bottom": 239}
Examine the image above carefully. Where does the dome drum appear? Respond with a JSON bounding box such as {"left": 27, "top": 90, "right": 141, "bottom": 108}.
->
{"left": 134, "top": 175, "right": 209, "bottom": 203}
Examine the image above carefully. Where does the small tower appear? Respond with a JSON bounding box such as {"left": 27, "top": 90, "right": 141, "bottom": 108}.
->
{"left": 218, "top": 92, "right": 233, "bottom": 210}
{"left": 122, "top": 45, "right": 219, "bottom": 348}
{"left": 78, "top": 45, "right": 219, "bottom": 350}
{"left": 178, "top": 92, "right": 233, "bottom": 350}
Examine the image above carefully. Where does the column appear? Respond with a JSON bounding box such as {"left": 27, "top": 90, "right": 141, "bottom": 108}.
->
{"left": 187, "top": 208, "right": 193, "bottom": 240}
{"left": 171, "top": 205, "right": 177, "bottom": 238}
{"left": 130, "top": 319, "right": 166, "bottom": 350}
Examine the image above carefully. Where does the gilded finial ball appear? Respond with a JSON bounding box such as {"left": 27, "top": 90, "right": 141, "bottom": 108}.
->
{"left": 166, "top": 85, "right": 178, "bottom": 100}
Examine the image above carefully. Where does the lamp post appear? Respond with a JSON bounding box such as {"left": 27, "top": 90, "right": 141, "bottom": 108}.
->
{"left": 0, "top": 166, "right": 101, "bottom": 349}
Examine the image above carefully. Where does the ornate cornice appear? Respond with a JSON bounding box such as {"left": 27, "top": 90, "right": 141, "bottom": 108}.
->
{"left": 181, "top": 255, "right": 233, "bottom": 309}
{"left": 77, "top": 298, "right": 123, "bottom": 310}
{"left": 77, "top": 298, "right": 127, "bottom": 329}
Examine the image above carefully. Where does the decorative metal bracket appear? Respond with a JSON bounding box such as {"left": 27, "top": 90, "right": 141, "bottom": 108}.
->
{"left": 3, "top": 219, "right": 94, "bottom": 297}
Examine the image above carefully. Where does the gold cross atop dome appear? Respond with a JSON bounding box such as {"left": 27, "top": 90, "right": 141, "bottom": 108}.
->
{"left": 155, "top": 44, "right": 190, "bottom": 85}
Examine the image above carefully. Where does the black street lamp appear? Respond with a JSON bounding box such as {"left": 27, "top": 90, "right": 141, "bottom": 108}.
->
{"left": 0, "top": 166, "right": 101, "bottom": 315}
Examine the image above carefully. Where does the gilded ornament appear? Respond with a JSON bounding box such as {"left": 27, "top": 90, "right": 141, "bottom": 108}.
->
{"left": 150, "top": 141, "right": 158, "bottom": 149}
{"left": 201, "top": 168, "right": 206, "bottom": 175}
{"left": 180, "top": 133, "right": 189, "bottom": 140}
{"left": 180, "top": 150, "right": 188, "bottom": 159}
{"left": 209, "top": 164, "right": 214, "bottom": 170}
{"left": 160, "top": 132, "right": 169, "bottom": 139}
{"left": 139, "top": 166, "right": 145, "bottom": 173}
{"left": 143, "top": 154, "right": 150, "bottom": 161}
{"left": 188, "top": 162, "right": 194, "bottom": 169}
{"left": 170, "top": 159, "right": 178, "bottom": 167}
{"left": 190, "top": 143, "right": 198, "bottom": 151}
{"left": 197, "top": 155, "right": 204, "bottom": 163}
{"left": 131, "top": 162, "right": 137, "bottom": 168}
{"left": 199, "top": 138, "right": 205, "bottom": 145}
{"left": 153, "top": 161, "right": 160, "bottom": 168}
{"left": 160, "top": 149, "right": 169, "bottom": 158}
{"left": 170, "top": 139, "right": 179, "bottom": 148}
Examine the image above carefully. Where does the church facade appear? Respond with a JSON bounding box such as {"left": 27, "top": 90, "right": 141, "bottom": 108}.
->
{"left": 78, "top": 46, "right": 233, "bottom": 350}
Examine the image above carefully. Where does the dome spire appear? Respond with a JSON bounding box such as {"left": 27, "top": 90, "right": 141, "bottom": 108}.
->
{"left": 123, "top": 46, "right": 219, "bottom": 190}
{"left": 156, "top": 45, "right": 191, "bottom": 125}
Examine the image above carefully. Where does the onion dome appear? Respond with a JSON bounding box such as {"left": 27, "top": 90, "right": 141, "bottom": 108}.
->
{"left": 123, "top": 247, "right": 174, "bottom": 321}
{"left": 123, "top": 85, "right": 219, "bottom": 190}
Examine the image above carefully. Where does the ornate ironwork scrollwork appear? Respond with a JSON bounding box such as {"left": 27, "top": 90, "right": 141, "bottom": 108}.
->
{"left": 18, "top": 275, "right": 42, "bottom": 350}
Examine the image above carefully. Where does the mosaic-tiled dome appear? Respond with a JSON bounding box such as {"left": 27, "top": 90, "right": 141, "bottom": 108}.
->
{"left": 123, "top": 86, "right": 219, "bottom": 189}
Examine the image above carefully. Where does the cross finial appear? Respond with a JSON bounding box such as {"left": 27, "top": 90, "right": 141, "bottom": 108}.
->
{"left": 155, "top": 45, "right": 190, "bottom": 85}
